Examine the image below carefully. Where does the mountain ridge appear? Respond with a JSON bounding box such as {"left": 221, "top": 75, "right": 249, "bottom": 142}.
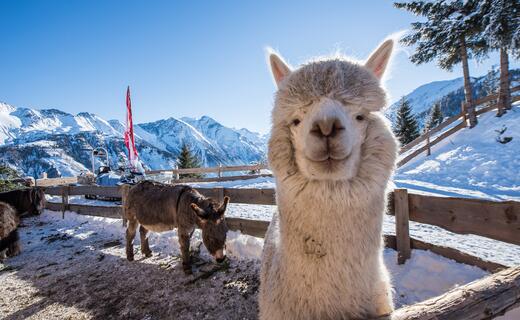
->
{"left": 0, "top": 102, "right": 267, "bottom": 178}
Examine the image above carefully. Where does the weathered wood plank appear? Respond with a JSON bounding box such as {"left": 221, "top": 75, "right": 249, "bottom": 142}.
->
{"left": 399, "top": 112, "right": 462, "bottom": 154}
{"left": 410, "top": 237, "right": 506, "bottom": 273}
{"left": 392, "top": 265, "right": 520, "bottom": 320}
{"left": 36, "top": 177, "right": 78, "bottom": 187}
{"left": 169, "top": 173, "right": 273, "bottom": 184}
{"left": 226, "top": 217, "right": 270, "bottom": 238}
{"left": 472, "top": 85, "right": 519, "bottom": 107}
{"left": 222, "top": 188, "right": 276, "bottom": 205}
{"left": 398, "top": 121, "right": 466, "bottom": 167}
{"left": 45, "top": 202, "right": 122, "bottom": 219}
{"left": 395, "top": 189, "right": 411, "bottom": 265}
{"left": 67, "top": 185, "right": 121, "bottom": 198}
{"left": 146, "top": 164, "right": 268, "bottom": 175}
{"left": 383, "top": 235, "right": 505, "bottom": 273}
{"left": 408, "top": 194, "right": 520, "bottom": 246}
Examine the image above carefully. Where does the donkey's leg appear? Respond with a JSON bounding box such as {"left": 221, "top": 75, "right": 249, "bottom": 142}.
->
{"left": 7, "top": 229, "right": 21, "bottom": 257}
{"left": 178, "top": 230, "right": 192, "bottom": 273}
{"left": 126, "top": 220, "right": 138, "bottom": 261}
{"left": 139, "top": 225, "right": 152, "bottom": 257}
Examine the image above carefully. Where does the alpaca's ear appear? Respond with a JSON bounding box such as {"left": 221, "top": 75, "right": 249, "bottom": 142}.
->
{"left": 365, "top": 39, "right": 394, "bottom": 80}
{"left": 268, "top": 52, "right": 292, "bottom": 88}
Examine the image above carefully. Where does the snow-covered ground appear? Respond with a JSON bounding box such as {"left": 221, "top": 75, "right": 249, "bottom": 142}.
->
{"left": 0, "top": 210, "right": 494, "bottom": 319}
{"left": 396, "top": 105, "right": 520, "bottom": 201}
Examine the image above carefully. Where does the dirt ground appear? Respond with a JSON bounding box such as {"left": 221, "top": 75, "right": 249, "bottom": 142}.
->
{"left": 0, "top": 211, "right": 260, "bottom": 320}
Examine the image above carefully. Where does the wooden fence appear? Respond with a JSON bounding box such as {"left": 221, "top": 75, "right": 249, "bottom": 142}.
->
{"left": 397, "top": 85, "right": 520, "bottom": 167}
{"left": 42, "top": 184, "right": 520, "bottom": 318}
{"left": 36, "top": 164, "right": 270, "bottom": 187}
{"left": 43, "top": 185, "right": 519, "bottom": 264}
{"left": 146, "top": 163, "right": 268, "bottom": 177}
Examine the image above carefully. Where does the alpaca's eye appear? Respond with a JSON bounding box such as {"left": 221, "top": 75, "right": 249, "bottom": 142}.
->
{"left": 356, "top": 115, "right": 365, "bottom": 121}
{"left": 292, "top": 119, "right": 301, "bottom": 126}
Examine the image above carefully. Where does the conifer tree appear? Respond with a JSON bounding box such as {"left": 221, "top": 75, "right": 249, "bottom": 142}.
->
{"left": 177, "top": 143, "right": 202, "bottom": 178}
{"left": 0, "top": 163, "right": 23, "bottom": 192}
{"left": 474, "top": 0, "right": 519, "bottom": 115}
{"left": 394, "top": 97, "right": 420, "bottom": 145}
{"left": 424, "top": 103, "right": 444, "bottom": 132}
{"left": 394, "top": 0, "right": 483, "bottom": 127}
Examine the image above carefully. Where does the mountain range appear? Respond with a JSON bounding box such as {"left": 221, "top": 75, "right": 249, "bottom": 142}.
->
{"left": 0, "top": 103, "right": 267, "bottom": 178}
{"left": 1, "top": 67, "right": 518, "bottom": 178}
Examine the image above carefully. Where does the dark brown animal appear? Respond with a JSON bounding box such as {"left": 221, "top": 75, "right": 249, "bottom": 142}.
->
{"left": 0, "top": 201, "right": 21, "bottom": 260}
{"left": 122, "top": 181, "right": 229, "bottom": 272}
{"left": 0, "top": 187, "right": 46, "bottom": 217}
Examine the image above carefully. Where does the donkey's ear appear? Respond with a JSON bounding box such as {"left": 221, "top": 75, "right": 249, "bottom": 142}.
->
{"left": 365, "top": 39, "right": 394, "bottom": 80}
{"left": 268, "top": 51, "right": 292, "bottom": 88}
{"left": 190, "top": 203, "right": 206, "bottom": 218}
{"left": 218, "top": 196, "right": 230, "bottom": 215}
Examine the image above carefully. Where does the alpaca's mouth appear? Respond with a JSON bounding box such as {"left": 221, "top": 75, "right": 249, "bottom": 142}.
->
{"left": 306, "top": 154, "right": 349, "bottom": 164}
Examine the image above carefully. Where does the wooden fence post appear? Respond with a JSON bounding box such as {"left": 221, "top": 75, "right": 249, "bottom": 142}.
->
{"left": 216, "top": 187, "right": 224, "bottom": 203}
{"left": 121, "top": 193, "right": 128, "bottom": 228}
{"left": 61, "top": 185, "right": 69, "bottom": 219}
{"left": 426, "top": 132, "right": 431, "bottom": 156}
{"left": 218, "top": 164, "right": 223, "bottom": 178}
{"left": 461, "top": 101, "right": 468, "bottom": 127}
{"left": 394, "top": 188, "right": 411, "bottom": 264}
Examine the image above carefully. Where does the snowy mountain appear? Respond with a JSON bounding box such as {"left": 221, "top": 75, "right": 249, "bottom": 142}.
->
{"left": 0, "top": 102, "right": 267, "bottom": 178}
{"left": 386, "top": 68, "right": 520, "bottom": 128}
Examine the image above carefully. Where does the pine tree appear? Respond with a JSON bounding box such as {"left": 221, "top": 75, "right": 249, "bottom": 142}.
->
{"left": 474, "top": 0, "right": 520, "bottom": 115}
{"left": 394, "top": 97, "right": 420, "bottom": 145}
{"left": 481, "top": 65, "right": 499, "bottom": 108}
{"left": 481, "top": 65, "right": 499, "bottom": 97}
{"left": 394, "top": 0, "right": 483, "bottom": 127}
{"left": 424, "top": 103, "right": 444, "bottom": 132}
{"left": 177, "top": 143, "right": 203, "bottom": 178}
{"left": 0, "top": 163, "right": 24, "bottom": 192}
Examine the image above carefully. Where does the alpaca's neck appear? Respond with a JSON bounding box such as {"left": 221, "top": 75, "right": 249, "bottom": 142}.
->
{"left": 275, "top": 175, "right": 386, "bottom": 253}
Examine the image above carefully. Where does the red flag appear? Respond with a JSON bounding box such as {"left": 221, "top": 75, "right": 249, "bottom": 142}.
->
{"left": 124, "top": 86, "right": 139, "bottom": 169}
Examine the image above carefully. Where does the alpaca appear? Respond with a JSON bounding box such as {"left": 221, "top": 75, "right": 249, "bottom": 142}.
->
{"left": 259, "top": 40, "right": 398, "bottom": 320}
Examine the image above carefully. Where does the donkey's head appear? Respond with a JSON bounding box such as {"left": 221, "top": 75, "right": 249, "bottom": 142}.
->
{"left": 268, "top": 40, "right": 394, "bottom": 181}
{"left": 27, "top": 187, "right": 45, "bottom": 215}
{"left": 190, "top": 196, "right": 230, "bottom": 263}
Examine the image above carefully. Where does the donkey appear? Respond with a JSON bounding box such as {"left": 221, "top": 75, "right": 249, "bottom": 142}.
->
{"left": 0, "top": 201, "right": 21, "bottom": 260}
{"left": 0, "top": 187, "right": 46, "bottom": 217}
{"left": 122, "top": 181, "right": 230, "bottom": 272}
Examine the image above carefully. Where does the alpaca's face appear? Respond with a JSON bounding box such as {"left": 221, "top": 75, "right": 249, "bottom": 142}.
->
{"left": 268, "top": 40, "right": 394, "bottom": 181}
{"left": 289, "top": 97, "right": 368, "bottom": 180}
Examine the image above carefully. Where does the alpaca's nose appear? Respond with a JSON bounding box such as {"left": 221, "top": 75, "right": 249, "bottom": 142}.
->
{"left": 310, "top": 118, "right": 344, "bottom": 138}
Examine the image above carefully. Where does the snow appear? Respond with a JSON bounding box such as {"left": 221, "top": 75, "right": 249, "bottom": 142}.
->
{"left": 0, "top": 210, "right": 491, "bottom": 318}
{"left": 395, "top": 105, "right": 520, "bottom": 201}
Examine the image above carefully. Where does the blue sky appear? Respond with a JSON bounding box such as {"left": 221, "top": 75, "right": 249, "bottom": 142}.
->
{"left": 0, "top": 0, "right": 517, "bottom": 133}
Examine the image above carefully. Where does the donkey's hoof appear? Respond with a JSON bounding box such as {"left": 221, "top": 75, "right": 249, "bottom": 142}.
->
{"left": 182, "top": 264, "right": 193, "bottom": 275}
{"left": 127, "top": 255, "right": 134, "bottom": 262}
{"left": 143, "top": 250, "right": 153, "bottom": 258}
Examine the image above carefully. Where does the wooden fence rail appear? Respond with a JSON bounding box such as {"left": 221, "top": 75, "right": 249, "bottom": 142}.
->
{"left": 398, "top": 84, "right": 520, "bottom": 167}
{"left": 393, "top": 265, "right": 520, "bottom": 320}
{"left": 44, "top": 198, "right": 507, "bottom": 273}
{"left": 44, "top": 185, "right": 520, "bottom": 260}
{"left": 146, "top": 163, "right": 268, "bottom": 175}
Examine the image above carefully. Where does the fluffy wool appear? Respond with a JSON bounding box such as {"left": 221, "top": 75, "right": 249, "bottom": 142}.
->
{"left": 0, "top": 201, "right": 20, "bottom": 259}
{"left": 260, "top": 40, "right": 398, "bottom": 319}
